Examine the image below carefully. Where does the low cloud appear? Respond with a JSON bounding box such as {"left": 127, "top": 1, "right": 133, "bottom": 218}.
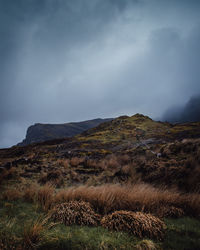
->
{"left": 162, "top": 95, "right": 200, "bottom": 123}
{"left": 0, "top": 0, "right": 200, "bottom": 147}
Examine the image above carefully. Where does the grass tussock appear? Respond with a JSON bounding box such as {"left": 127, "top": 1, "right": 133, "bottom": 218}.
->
{"left": 23, "top": 183, "right": 39, "bottom": 203}
{"left": 1, "top": 182, "right": 199, "bottom": 218}
{"left": 101, "top": 211, "right": 166, "bottom": 240}
{"left": 136, "top": 239, "right": 158, "bottom": 250}
{"left": 37, "top": 184, "right": 55, "bottom": 211}
{"left": 23, "top": 215, "right": 54, "bottom": 249}
{"left": 53, "top": 183, "right": 200, "bottom": 217}
{"left": 50, "top": 201, "right": 101, "bottom": 226}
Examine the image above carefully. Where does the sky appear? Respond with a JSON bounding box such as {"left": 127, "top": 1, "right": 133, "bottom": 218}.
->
{"left": 0, "top": 0, "right": 200, "bottom": 148}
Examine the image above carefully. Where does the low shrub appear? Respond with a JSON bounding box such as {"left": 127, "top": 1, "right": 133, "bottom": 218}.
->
{"left": 50, "top": 201, "right": 101, "bottom": 226}
{"left": 101, "top": 211, "right": 166, "bottom": 240}
{"left": 157, "top": 206, "right": 185, "bottom": 218}
{"left": 38, "top": 170, "right": 64, "bottom": 187}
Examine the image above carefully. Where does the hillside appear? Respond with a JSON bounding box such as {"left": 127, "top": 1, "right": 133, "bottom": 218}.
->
{"left": 1, "top": 113, "right": 200, "bottom": 190}
{"left": 18, "top": 118, "right": 112, "bottom": 146}
{"left": 0, "top": 113, "right": 200, "bottom": 249}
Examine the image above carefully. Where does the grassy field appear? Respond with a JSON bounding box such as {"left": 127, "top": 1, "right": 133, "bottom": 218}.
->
{"left": 0, "top": 185, "right": 200, "bottom": 249}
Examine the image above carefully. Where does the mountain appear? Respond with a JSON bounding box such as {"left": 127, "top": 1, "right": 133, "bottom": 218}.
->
{"left": 1, "top": 113, "right": 200, "bottom": 192}
{"left": 18, "top": 118, "right": 113, "bottom": 146}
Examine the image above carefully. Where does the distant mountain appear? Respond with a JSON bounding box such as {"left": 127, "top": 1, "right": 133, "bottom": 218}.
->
{"left": 18, "top": 118, "right": 112, "bottom": 146}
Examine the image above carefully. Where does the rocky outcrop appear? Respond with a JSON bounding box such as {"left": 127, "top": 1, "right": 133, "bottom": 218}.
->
{"left": 18, "top": 118, "right": 112, "bottom": 146}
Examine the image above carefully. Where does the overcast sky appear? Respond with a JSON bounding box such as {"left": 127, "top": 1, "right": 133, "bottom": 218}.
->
{"left": 0, "top": 0, "right": 200, "bottom": 148}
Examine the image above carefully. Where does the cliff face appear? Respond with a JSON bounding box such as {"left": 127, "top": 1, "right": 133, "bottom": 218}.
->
{"left": 18, "top": 118, "right": 112, "bottom": 146}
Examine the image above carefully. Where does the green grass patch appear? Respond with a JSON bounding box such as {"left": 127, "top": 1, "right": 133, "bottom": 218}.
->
{"left": 164, "top": 217, "right": 200, "bottom": 250}
{"left": 39, "top": 225, "right": 139, "bottom": 250}
{"left": 0, "top": 200, "right": 200, "bottom": 249}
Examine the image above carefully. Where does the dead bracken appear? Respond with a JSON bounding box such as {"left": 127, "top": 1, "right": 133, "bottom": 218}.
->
{"left": 50, "top": 200, "right": 101, "bottom": 226}
{"left": 101, "top": 210, "right": 166, "bottom": 240}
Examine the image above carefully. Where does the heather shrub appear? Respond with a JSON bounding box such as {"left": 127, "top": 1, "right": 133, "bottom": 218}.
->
{"left": 38, "top": 170, "right": 64, "bottom": 187}
{"left": 50, "top": 201, "right": 101, "bottom": 226}
{"left": 101, "top": 211, "right": 166, "bottom": 240}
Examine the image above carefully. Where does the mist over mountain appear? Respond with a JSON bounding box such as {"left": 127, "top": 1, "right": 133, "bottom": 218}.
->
{"left": 162, "top": 95, "right": 200, "bottom": 123}
{"left": 1, "top": 0, "right": 200, "bottom": 148}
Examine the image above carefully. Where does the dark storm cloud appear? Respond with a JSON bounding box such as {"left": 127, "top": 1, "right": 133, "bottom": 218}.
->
{"left": 0, "top": 0, "right": 200, "bottom": 148}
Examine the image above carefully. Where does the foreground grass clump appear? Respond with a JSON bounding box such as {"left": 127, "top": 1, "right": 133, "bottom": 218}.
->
{"left": 0, "top": 200, "right": 200, "bottom": 249}
{"left": 53, "top": 184, "right": 200, "bottom": 217}
{"left": 101, "top": 211, "right": 166, "bottom": 240}
{"left": 51, "top": 201, "right": 100, "bottom": 226}
{"left": 39, "top": 224, "right": 140, "bottom": 250}
{"left": 164, "top": 217, "right": 200, "bottom": 250}
{"left": 0, "top": 200, "right": 142, "bottom": 249}
{"left": 1, "top": 183, "right": 200, "bottom": 219}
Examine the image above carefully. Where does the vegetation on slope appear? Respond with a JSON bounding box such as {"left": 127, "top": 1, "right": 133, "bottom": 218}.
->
{"left": 0, "top": 113, "right": 200, "bottom": 249}
{"left": 0, "top": 189, "right": 200, "bottom": 249}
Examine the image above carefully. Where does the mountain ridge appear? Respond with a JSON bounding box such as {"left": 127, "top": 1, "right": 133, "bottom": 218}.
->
{"left": 18, "top": 118, "right": 113, "bottom": 146}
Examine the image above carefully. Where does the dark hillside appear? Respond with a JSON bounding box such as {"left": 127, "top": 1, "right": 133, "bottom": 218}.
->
{"left": 18, "top": 118, "right": 112, "bottom": 146}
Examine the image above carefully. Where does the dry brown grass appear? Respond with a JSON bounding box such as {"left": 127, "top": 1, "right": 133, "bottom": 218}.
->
{"left": 53, "top": 184, "right": 200, "bottom": 217}
{"left": 50, "top": 201, "right": 100, "bottom": 226}
{"left": 69, "top": 169, "right": 81, "bottom": 182}
{"left": 57, "top": 159, "right": 70, "bottom": 169}
{"left": 70, "top": 157, "right": 85, "bottom": 167}
{"left": 106, "top": 155, "right": 121, "bottom": 169}
{"left": 101, "top": 211, "right": 166, "bottom": 240}
{"left": 37, "top": 184, "right": 55, "bottom": 211}
{"left": 0, "top": 167, "right": 18, "bottom": 185}
{"left": 39, "top": 170, "right": 64, "bottom": 187}
{"left": 1, "top": 188, "right": 22, "bottom": 201}
{"left": 86, "top": 154, "right": 124, "bottom": 171}
{"left": 136, "top": 239, "right": 158, "bottom": 250}
{"left": 121, "top": 164, "right": 131, "bottom": 175}
{"left": 23, "top": 215, "right": 53, "bottom": 249}
{"left": 23, "top": 183, "right": 39, "bottom": 203}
